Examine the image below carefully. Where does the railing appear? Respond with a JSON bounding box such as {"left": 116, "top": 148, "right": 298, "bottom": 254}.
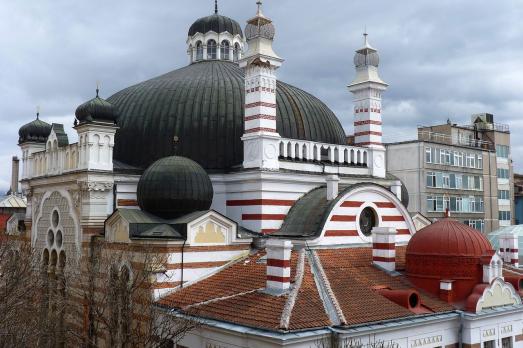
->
{"left": 462, "top": 123, "right": 510, "bottom": 133}
{"left": 278, "top": 138, "right": 369, "bottom": 167}
{"left": 27, "top": 143, "right": 79, "bottom": 178}
{"left": 417, "top": 130, "right": 494, "bottom": 151}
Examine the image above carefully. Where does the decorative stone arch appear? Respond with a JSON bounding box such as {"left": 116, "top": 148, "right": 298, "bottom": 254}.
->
{"left": 33, "top": 190, "right": 81, "bottom": 259}
{"left": 318, "top": 183, "right": 416, "bottom": 244}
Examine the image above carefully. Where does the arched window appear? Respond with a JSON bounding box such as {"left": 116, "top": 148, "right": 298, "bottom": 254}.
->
{"left": 196, "top": 41, "right": 203, "bottom": 61}
{"left": 207, "top": 39, "right": 217, "bottom": 60}
{"left": 221, "top": 40, "right": 230, "bottom": 60}
{"left": 233, "top": 43, "right": 241, "bottom": 62}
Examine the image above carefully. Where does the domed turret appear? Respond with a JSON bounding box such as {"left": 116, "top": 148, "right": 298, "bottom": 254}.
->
{"left": 188, "top": 14, "right": 243, "bottom": 38}
{"left": 75, "top": 89, "right": 118, "bottom": 124}
{"left": 18, "top": 111, "right": 52, "bottom": 144}
{"left": 406, "top": 219, "right": 494, "bottom": 303}
{"left": 245, "top": 1, "right": 275, "bottom": 40}
{"left": 354, "top": 34, "right": 380, "bottom": 68}
{"left": 137, "top": 156, "right": 214, "bottom": 219}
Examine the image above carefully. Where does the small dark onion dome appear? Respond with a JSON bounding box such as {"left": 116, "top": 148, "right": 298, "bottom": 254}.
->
{"left": 137, "top": 156, "right": 214, "bottom": 219}
{"left": 188, "top": 13, "right": 243, "bottom": 38}
{"left": 18, "top": 114, "right": 52, "bottom": 144}
{"left": 75, "top": 89, "right": 118, "bottom": 124}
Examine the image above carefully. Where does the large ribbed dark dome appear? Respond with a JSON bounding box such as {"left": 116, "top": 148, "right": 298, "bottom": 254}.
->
{"left": 108, "top": 60, "right": 347, "bottom": 171}
{"left": 137, "top": 156, "right": 213, "bottom": 219}
{"left": 188, "top": 14, "right": 243, "bottom": 37}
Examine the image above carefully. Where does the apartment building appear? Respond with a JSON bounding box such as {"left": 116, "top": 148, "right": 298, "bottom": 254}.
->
{"left": 387, "top": 113, "right": 513, "bottom": 234}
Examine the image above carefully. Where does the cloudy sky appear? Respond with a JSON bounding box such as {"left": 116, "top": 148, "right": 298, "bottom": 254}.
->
{"left": 1, "top": 0, "right": 522, "bottom": 192}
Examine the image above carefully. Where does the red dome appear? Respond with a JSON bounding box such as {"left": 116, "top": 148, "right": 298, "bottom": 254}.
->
{"left": 407, "top": 219, "right": 492, "bottom": 257}
{"left": 405, "top": 219, "right": 494, "bottom": 304}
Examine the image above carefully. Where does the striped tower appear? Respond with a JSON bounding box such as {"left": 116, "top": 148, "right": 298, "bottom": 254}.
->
{"left": 239, "top": 1, "right": 284, "bottom": 170}
{"left": 372, "top": 227, "right": 397, "bottom": 272}
{"left": 501, "top": 233, "right": 519, "bottom": 267}
{"left": 266, "top": 239, "right": 292, "bottom": 293}
{"left": 348, "top": 33, "right": 388, "bottom": 148}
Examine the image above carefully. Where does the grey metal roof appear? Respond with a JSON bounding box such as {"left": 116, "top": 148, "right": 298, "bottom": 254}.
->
{"left": 274, "top": 183, "right": 394, "bottom": 239}
{"left": 108, "top": 60, "right": 347, "bottom": 171}
{"left": 188, "top": 14, "right": 243, "bottom": 38}
{"left": 137, "top": 156, "right": 214, "bottom": 219}
{"left": 51, "top": 124, "right": 69, "bottom": 147}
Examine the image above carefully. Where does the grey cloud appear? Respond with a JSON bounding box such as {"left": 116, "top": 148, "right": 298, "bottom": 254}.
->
{"left": 1, "top": 0, "right": 522, "bottom": 192}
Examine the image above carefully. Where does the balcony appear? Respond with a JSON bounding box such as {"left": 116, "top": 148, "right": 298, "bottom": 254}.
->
{"left": 417, "top": 130, "right": 494, "bottom": 151}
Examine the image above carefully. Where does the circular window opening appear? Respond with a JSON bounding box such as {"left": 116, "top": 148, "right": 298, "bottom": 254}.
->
{"left": 56, "top": 230, "right": 63, "bottom": 248}
{"left": 52, "top": 210, "right": 60, "bottom": 228}
{"left": 359, "top": 207, "right": 377, "bottom": 237}
{"left": 409, "top": 292, "right": 420, "bottom": 308}
{"left": 47, "top": 230, "right": 55, "bottom": 247}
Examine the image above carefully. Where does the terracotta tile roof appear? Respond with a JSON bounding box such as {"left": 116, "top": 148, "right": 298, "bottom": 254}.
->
{"left": 316, "top": 247, "right": 454, "bottom": 326}
{"left": 158, "top": 246, "right": 455, "bottom": 332}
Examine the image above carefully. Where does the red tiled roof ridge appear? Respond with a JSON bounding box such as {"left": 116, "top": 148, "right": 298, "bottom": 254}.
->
{"left": 310, "top": 250, "right": 347, "bottom": 325}
{"left": 182, "top": 288, "right": 262, "bottom": 312}
{"left": 280, "top": 249, "right": 306, "bottom": 329}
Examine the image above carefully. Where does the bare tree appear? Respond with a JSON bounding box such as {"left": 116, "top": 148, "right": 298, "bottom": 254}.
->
{"left": 67, "top": 238, "right": 199, "bottom": 347}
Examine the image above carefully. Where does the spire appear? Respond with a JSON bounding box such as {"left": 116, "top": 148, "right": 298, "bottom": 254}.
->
{"left": 96, "top": 80, "right": 100, "bottom": 97}
{"left": 256, "top": 0, "right": 263, "bottom": 16}
{"left": 215, "top": 0, "right": 218, "bottom": 14}
{"left": 36, "top": 105, "right": 40, "bottom": 120}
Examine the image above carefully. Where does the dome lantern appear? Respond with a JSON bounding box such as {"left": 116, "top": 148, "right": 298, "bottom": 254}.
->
{"left": 137, "top": 156, "right": 214, "bottom": 219}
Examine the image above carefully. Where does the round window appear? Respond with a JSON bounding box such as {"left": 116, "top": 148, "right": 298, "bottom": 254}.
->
{"left": 47, "top": 230, "right": 55, "bottom": 247}
{"left": 52, "top": 210, "right": 60, "bottom": 228}
{"left": 56, "top": 230, "right": 63, "bottom": 248}
{"left": 359, "top": 207, "right": 377, "bottom": 236}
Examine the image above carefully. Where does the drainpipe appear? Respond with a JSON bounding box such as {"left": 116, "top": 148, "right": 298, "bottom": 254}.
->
{"left": 458, "top": 310, "right": 464, "bottom": 348}
{"left": 180, "top": 239, "right": 187, "bottom": 288}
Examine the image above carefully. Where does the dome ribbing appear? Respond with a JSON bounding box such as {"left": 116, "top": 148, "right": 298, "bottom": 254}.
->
{"left": 188, "top": 14, "right": 243, "bottom": 38}
{"left": 19, "top": 117, "right": 52, "bottom": 144}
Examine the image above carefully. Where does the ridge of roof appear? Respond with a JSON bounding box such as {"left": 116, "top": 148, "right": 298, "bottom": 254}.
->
{"left": 279, "top": 249, "right": 306, "bottom": 330}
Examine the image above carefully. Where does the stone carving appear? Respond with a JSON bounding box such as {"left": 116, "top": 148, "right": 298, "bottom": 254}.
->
{"left": 78, "top": 181, "right": 113, "bottom": 192}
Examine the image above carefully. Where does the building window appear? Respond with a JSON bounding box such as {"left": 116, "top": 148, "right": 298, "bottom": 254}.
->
{"left": 207, "top": 40, "right": 217, "bottom": 59}
{"left": 220, "top": 40, "right": 230, "bottom": 60}
{"left": 359, "top": 207, "right": 377, "bottom": 236}
{"left": 196, "top": 41, "right": 203, "bottom": 61}
{"left": 465, "top": 219, "right": 485, "bottom": 232}
{"left": 425, "top": 147, "right": 432, "bottom": 163}
{"left": 496, "top": 145, "right": 510, "bottom": 158}
{"left": 233, "top": 43, "right": 241, "bottom": 62}
{"left": 497, "top": 168, "right": 510, "bottom": 179}
{"left": 477, "top": 154, "right": 483, "bottom": 169}
{"left": 483, "top": 340, "right": 495, "bottom": 348}
{"left": 499, "top": 211, "right": 511, "bottom": 221}
{"left": 501, "top": 337, "right": 512, "bottom": 348}
{"left": 498, "top": 190, "right": 510, "bottom": 200}
{"left": 426, "top": 172, "right": 436, "bottom": 187}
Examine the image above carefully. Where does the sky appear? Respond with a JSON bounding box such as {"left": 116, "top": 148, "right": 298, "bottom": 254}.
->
{"left": 1, "top": 0, "right": 522, "bottom": 192}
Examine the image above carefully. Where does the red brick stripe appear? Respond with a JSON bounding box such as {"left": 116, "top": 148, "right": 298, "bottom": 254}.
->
{"left": 373, "top": 256, "right": 395, "bottom": 262}
{"left": 325, "top": 230, "right": 359, "bottom": 237}
{"left": 261, "top": 229, "right": 279, "bottom": 234}
{"left": 245, "top": 102, "right": 277, "bottom": 109}
{"left": 511, "top": 259, "right": 519, "bottom": 264}
{"left": 382, "top": 216, "right": 405, "bottom": 222}
{"left": 397, "top": 229, "right": 411, "bottom": 235}
{"left": 117, "top": 199, "right": 138, "bottom": 207}
{"left": 331, "top": 215, "right": 357, "bottom": 222}
{"left": 354, "top": 120, "right": 383, "bottom": 126}
{"left": 374, "top": 202, "right": 395, "bottom": 208}
{"left": 267, "top": 275, "right": 290, "bottom": 283}
{"left": 242, "top": 214, "right": 286, "bottom": 221}
{"left": 267, "top": 259, "right": 291, "bottom": 267}
{"left": 245, "top": 127, "right": 277, "bottom": 134}
{"left": 245, "top": 114, "right": 277, "bottom": 122}
{"left": 227, "top": 199, "right": 295, "bottom": 206}
{"left": 341, "top": 201, "right": 364, "bottom": 208}
{"left": 509, "top": 249, "right": 519, "bottom": 252}
{"left": 355, "top": 141, "right": 383, "bottom": 146}
{"left": 373, "top": 243, "right": 395, "bottom": 250}
{"left": 354, "top": 131, "right": 383, "bottom": 137}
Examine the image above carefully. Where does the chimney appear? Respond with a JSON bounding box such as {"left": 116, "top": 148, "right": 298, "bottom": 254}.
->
{"left": 326, "top": 175, "right": 340, "bottom": 201}
{"left": 439, "top": 280, "right": 454, "bottom": 302}
{"left": 372, "top": 227, "right": 396, "bottom": 272}
{"left": 501, "top": 233, "right": 519, "bottom": 267}
{"left": 266, "top": 239, "right": 292, "bottom": 293}
{"left": 10, "top": 156, "right": 19, "bottom": 195}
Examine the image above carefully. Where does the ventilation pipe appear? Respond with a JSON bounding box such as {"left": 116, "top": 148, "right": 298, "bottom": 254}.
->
{"left": 266, "top": 239, "right": 293, "bottom": 293}
{"left": 376, "top": 289, "right": 421, "bottom": 310}
{"left": 372, "top": 227, "right": 396, "bottom": 272}
{"left": 326, "top": 175, "right": 340, "bottom": 201}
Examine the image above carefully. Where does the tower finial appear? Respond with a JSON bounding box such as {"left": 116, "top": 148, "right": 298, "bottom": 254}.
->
{"left": 256, "top": 0, "right": 263, "bottom": 15}
{"left": 363, "top": 26, "right": 369, "bottom": 47}
{"left": 96, "top": 80, "right": 100, "bottom": 97}
{"left": 215, "top": 0, "right": 218, "bottom": 14}
{"left": 36, "top": 105, "right": 40, "bottom": 119}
